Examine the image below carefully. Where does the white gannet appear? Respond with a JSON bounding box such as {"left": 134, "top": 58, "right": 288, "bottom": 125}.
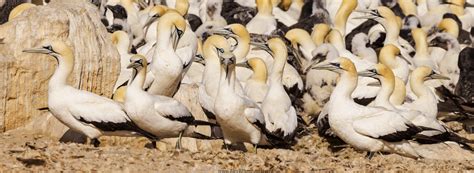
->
{"left": 311, "top": 23, "right": 331, "bottom": 47}
{"left": 312, "top": 57, "right": 425, "bottom": 158}
{"left": 254, "top": 38, "right": 298, "bottom": 141}
{"left": 429, "top": 33, "right": 461, "bottom": 93}
{"left": 359, "top": 64, "right": 474, "bottom": 144}
{"left": 147, "top": 11, "right": 187, "bottom": 96}
{"left": 174, "top": 0, "right": 199, "bottom": 78}
{"left": 246, "top": 0, "right": 277, "bottom": 35}
{"left": 213, "top": 43, "right": 273, "bottom": 151}
{"left": 242, "top": 57, "right": 268, "bottom": 104}
{"left": 111, "top": 31, "right": 134, "bottom": 91}
{"left": 125, "top": 54, "right": 213, "bottom": 150}
{"left": 23, "top": 41, "right": 156, "bottom": 147}
{"left": 137, "top": 5, "right": 169, "bottom": 59}
{"left": 120, "top": 0, "right": 146, "bottom": 47}
{"left": 285, "top": 28, "right": 317, "bottom": 67}
{"left": 403, "top": 66, "right": 450, "bottom": 120}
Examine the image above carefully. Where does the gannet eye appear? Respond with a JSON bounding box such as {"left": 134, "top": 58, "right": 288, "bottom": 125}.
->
{"left": 43, "top": 45, "right": 53, "bottom": 51}
{"left": 330, "top": 62, "right": 340, "bottom": 68}
{"left": 137, "top": 59, "right": 143, "bottom": 65}
{"left": 216, "top": 47, "right": 224, "bottom": 53}
{"left": 369, "top": 69, "right": 377, "bottom": 74}
{"left": 177, "top": 29, "right": 184, "bottom": 37}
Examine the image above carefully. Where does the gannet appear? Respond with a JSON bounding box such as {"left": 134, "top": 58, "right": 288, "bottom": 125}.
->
{"left": 312, "top": 57, "right": 426, "bottom": 158}
{"left": 8, "top": 3, "right": 35, "bottom": 21}
{"left": 213, "top": 41, "right": 272, "bottom": 151}
{"left": 332, "top": 0, "right": 357, "bottom": 36}
{"left": 137, "top": 5, "right": 169, "bottom": 58}
{"left": 429, "top": 33, "right": 461, "bottom": 93}
{"left": 359, "top": 64, "right": 474, "bottom": 144}
{"left": 120, "top": 0, "right": 146, "bottom": 47}
{"left": 412, "top": 28, "right": 437, "bottom": 69}
{"left": 253, "top": 38, "right": 298, "bottom": 141}
{"left": 242, "top": 57, "right": 268, "bottom": 104}
{"left": 23, "top": 41, "right": 156, "bottom": 147}
{"left": 246, "top": 0, "right": 277, "bottom": 35}
{"left": 285, "top": 28, "right": 316, "bottom": 67}
{"left": 125, "top": 54, "right": 214, "bottom": 149}
{"left": 403, "top": 66, "right": 450, "bottom": 120}
{"left": 111, "top": 31, "right": 134, "bottom": 92}
{"left": 147, "top": 11, "right": 186, "bottom": 96}
{"left": 311, "top": 23, "right": 331, "bottom": 47}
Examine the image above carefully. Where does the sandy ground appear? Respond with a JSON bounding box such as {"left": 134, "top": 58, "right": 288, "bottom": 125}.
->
{"left": 1, "top": 122, "right": 474, "bottom": 172}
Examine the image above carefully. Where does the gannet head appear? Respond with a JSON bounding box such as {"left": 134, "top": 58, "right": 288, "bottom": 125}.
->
{"left": 143, "top": 5, "right": 169, "bottom": 28}
{"left": 354, "top": 6, "right": 395, "bottom": 22}
{"left": 127, "top": 54, "right": 147, "bottom": 70}
{"left": 219, "top": 48, "right": 237, "bottom": 81}
{"left": 412, "top": 66, "right": 450, "bottom": 82}
{"left": 203, "top": 35, "right": 232, "bottom": 61}
{"left": 246, "top": 57, "right": 268, "bottom": 82}
{"left": 23, "top": 41, "right": 74, "bottom": 64}
{"left": 311, "top": 23, "right": 330, "bottom": 46}
{"left": 428, "top": 33, "right": 455, "bottom": 51}
{"left": 277, "top": 0, "right": 291, "bottom": 10}
{"left": 358, "top": 63, "right": 395, "bottom": 82}
{"left": 175, "top": 0, "right": 190, "bottom": 16}
{"left": 210, "top": 24, "right": 250, "bottom": 41}
{"left": 158, "top": 11, "right": 186, "bottom": 50}
{"left": 379, "top": 44, "right": 411, "bottom": 65}
{"left": 251, "top": 38, "right": 287, "bottom": 60}
{"left": 311, "top": 57, "right": 356, "bottom": 75}
{"left": 437, "top": 14, "right": 461, "bottom": 38}
{"left": 402, "top": 14, "right": 421, "bottom": 30}
{"left": 285, "top": 28, "right": 311, "bottom": 46}
{"left": 8, "top": 3, "right": 35, "bottom": 21}
{"left": 111, "top": 31, "right": 130, "bottom": 51}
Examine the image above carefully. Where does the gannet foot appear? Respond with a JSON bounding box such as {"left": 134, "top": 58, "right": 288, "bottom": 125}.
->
{"left": 365, "top": 152, "right": 375, "bottom": 160}
{"left": 175, "top": 131, "right": 183, "bottom": 151}
{"left": 253, "top": 144, "right": 258, "bottom": 154}
{"left": 90, "top": 138, "right": 100, "bottom": 147}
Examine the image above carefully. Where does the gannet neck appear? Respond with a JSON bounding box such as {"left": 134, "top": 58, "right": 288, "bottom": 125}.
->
{"left": 383, "top": 16, "right": 402, "bottom": 45}
{"left": 438, "top": 18, "right": 459, "bottom": 38}
{"left": 374, "top": 65, "right": 396, "bottom": 108}
{"left": 409, "top": 67, "right": 432, "bottom": 98}
{"left": 311, "top": 24, "right": 330, "bottom": 46}
{"left": 156, "top": 21, "right": 175, "bottom": 49}
{"left": 412, "top": 29, "right": 429, "bottom": 57}
{"left": 111, "top": 31, "right": 130, "bottom": 55}
{"left": 327, "top": 30, "right": 346, "bottom": 52}
{"left": 269, "top": 40, "right": 287, "bottom": 82}
{"left": 256, "top": 0, "right": 274, "bottom": 16}
{"left": 129, "top": 64, "right": 147, "bottom": 90}
{"left": 334, "top": 0, "right": 357, "bottom": 36}
{"left": 331, "top": 69, "right": 358, "bottom": 101}
{"left": 49, "top": 52, "right": 74, "bottom": 89}
{"left": 390, "top": 77, "right": 406, "bottom": 105}
{"left": 175, "top": 0, "right": 189, "bottom": 16}
{"left": 232, "top": 25, "right": 250, "bottom": 62}
{"left": 398, "top": 0, "right": 417, "bottom": 16}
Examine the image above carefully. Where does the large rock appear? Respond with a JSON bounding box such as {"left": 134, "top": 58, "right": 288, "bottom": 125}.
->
{"left": 0, "top": 0, "right": 120, "bottom": 132}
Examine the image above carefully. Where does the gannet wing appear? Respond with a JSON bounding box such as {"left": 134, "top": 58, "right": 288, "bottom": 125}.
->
{"left": 153, "top": 96, "right": 194, "bottom": 123}
{"left": 198, "top": 84, "right": 215, "bottom": 116}
{"left": 352, "top": 110, "right": 422, "bottom": 142}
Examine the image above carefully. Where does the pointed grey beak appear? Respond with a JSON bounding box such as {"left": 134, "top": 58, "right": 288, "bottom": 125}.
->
{"left": 427, "top": 73, "right": 450, "bottom": 80}
{"left": 358, "top": 69, "right": 377, "bottom": 78}
{"left": 251, "top": 42, "right": 271, "bottom": 53}
{"left": 209, "top": 28, "right": 236, "bottom": 38}
{"left": 23, "top": 47, "right": 51, "bottom": 54}
{"left": 126, "top": 62, "right": 141, "bottom": 69}
{"left": 311, "top": 61, "right": 338, "bottom": 71}
{"left": 235, "top": 61, "right": 251, "bottom": 68}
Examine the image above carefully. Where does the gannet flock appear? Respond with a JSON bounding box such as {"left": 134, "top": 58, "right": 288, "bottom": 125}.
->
{"left": 2, "top": 0, "right": 474, "bottom": 160}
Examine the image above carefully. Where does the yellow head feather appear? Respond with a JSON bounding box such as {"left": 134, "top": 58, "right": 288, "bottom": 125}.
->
{"left": 438, "top": 18, "right": 459, "bottom": 38}
{"left": 8, "top": 3, "right": 36, "bottom": 21}
{"left": 203, "top": 35, "right": 231, "bottom": 60}
{"left": 175, "top": 0, "right": 189, "bottom": 16}
{"left": 248, "top": 57, "right": 268, "bottom": 82}
{"left": 256, "top": 0, "right": 273, "bottom": 15}
{"left": 311, "top": 23, "right": 330, "bottom": 46}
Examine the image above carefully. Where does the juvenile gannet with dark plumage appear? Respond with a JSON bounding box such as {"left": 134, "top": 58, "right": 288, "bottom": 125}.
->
{"left": 8, "top": 2, "right": 35, "bottom": 21}
{"left": 246, "top": 0, "right": 276, "bottom": 34}
{"left": 243, "top": 57, "right": 268, "bottom": 104}
{"left": 23, "top": 41, "right": 156, "bottom": 147}
{"left": 429, "top": 32, "right": 461, "bottom": 93}
{"left": 312, "top": 57, "right": 427, "bottom": 158}
{"left": 254, "top": 38, "right": 298, "bottom": 141}
{"left": 125, "top": 54, "right": 213, "bottom": 150}
{"left": 147, "top": 11, "right": 186, "bottom": 96}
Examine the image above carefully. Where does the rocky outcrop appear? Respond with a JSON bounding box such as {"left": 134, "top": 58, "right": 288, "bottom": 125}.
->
{"left": 0, "top": 0, "right": 120, "bottom": 132}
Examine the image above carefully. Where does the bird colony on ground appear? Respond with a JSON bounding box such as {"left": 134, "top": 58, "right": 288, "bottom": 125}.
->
{"left": 2, "top": 0, "right": 474, "bottom": 160}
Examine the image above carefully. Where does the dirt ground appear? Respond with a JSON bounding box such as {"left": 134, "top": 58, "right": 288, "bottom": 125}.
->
{"left": 1, "top": 122, "right": 473, "bottom": 172}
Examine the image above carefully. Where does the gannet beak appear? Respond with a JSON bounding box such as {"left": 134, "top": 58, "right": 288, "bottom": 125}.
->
{"left": 428, "top": 73, "right": 450, "bottom": 80}
{"left": 144, "top": 16, "right": 158, "bottom": 28}
{"left": 251, "top": 42, "right": 271, "bottom": 54}
{"left": 172, "top": 28, "right": 182, "bottom": 50}
{"left": 352, "top": 15, "right": 377, "bottom": 20}
{"left": 126, "top": 62, "right": 141, "bottom": 69}
{"left": 367, "top": 81, "right": 381, "bottom": 87}
{"left": 220, "top": 51, "right": 236, "bottom": 80}
{"left": 235, "top": 61, "right": 251, "bottom": 68}
{"left": 194, "top": 54, "right": 205, "bottom": 65}
{"left": 209, "top": 28, "right": 236, "bottom": 38}
{"left": 23, "top": 47, "right": 51, "bottom": 54}
{"left": 311, "top": 61, "right": 338, "bottom": 71}
{"left": 398, "top": 53, "right": 413, "bottom": 65}
{"left": 357, "top": 69, "right": 377, "bottom": 78}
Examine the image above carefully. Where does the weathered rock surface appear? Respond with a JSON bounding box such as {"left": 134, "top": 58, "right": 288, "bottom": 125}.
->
{"left": 0, "top": 0, "right": 120, "bottom": 132}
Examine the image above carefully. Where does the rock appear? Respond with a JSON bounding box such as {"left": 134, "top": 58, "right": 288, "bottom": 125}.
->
{"left": 0, "top": 0, "right": 120, "bottom": 132}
